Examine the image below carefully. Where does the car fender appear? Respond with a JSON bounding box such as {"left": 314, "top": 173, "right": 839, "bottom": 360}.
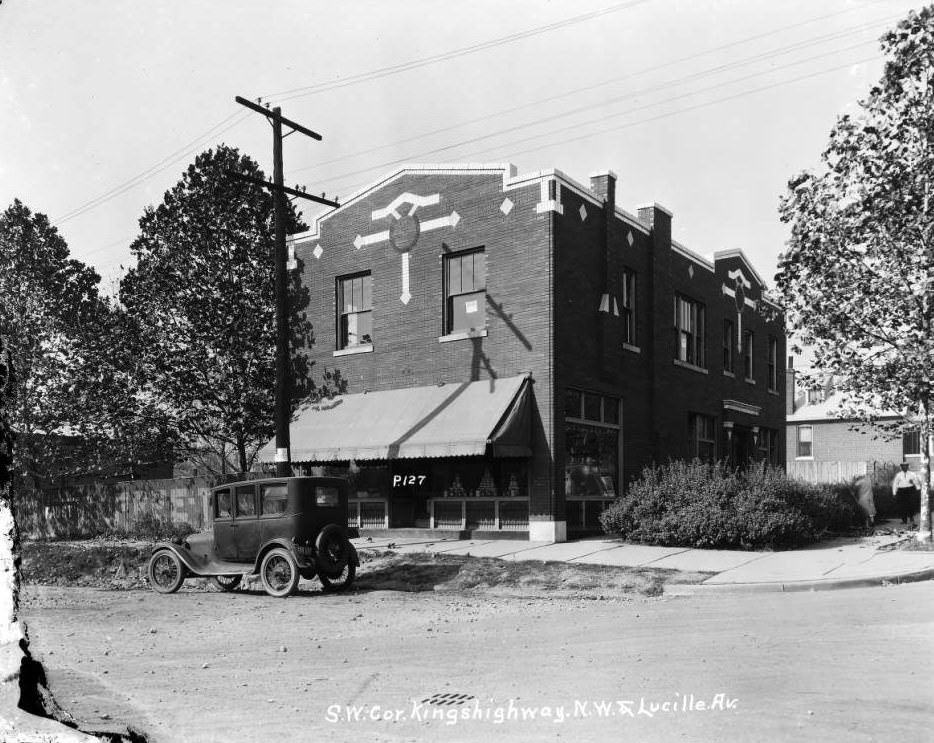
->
{"left": 150, "top": 542, "right": 201, "bottom": 575}
{"left": 251, "top": 538, "right": 311, "bottom": 575}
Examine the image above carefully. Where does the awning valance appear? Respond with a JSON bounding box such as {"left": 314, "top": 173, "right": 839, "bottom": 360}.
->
{"left": 258, "top": 374, "right": 532, "bottom": 463}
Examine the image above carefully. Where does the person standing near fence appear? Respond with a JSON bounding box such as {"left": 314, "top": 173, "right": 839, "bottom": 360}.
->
{"left": 892, "top": 461, "right": 922, "bottom": 527}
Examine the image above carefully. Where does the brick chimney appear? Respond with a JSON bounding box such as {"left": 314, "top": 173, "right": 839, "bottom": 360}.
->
{"left": 589, "top": 170, "right": 616, "bottom": 209}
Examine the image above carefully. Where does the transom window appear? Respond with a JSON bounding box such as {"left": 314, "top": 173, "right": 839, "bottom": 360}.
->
{"left": 675, "top": 294, "right": 705, "bottom": 367}
{"left": 622, "top": 268, "right": 637, "bottom": 346}
{"left": 445, "top": 249, "right": 486, "bottom": 334}
{"left": 565, "top": 388, "right": 619, "bottom": 425}
{"left": 338, "top": 272, "right": 373, "bottom": 349}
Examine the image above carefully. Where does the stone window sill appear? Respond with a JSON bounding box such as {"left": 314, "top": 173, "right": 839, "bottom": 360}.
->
{"left": 333, "top": 344, "right": 373, "bottom": 357}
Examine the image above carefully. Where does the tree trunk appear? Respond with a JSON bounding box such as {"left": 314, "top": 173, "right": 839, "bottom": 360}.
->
{"left": 237, "top": 436, "right": 247, "bottom": 476}
{"left": 919, "top": 427, "right": 932, "bottom": 543}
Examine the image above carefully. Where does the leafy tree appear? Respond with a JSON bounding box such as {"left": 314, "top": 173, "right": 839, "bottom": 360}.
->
{"left": 777, "top": 7, "right": 934, "bottom": 540}
{"left": 0, "top": 199, "right": 114, "bottom": 493}
{"left": 1, "top": 332, "right": 12, "bottom": 494}
{"left": 120, "top": 145, "right": 333, "bottom": 474}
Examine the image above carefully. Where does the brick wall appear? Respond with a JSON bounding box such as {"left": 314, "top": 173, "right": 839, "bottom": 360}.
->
{"left": 787, "top": 419, "right": 903, "bottom": 464}
{"left": 293, "top": 167, "right": 557, "bottom": 521}
{"left": 290, "top": 164, "right": 787, "bottom": 522}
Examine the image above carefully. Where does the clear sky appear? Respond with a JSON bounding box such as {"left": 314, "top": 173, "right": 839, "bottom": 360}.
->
{"left": 0, "top": 0, "right": 924, "bottom": 293}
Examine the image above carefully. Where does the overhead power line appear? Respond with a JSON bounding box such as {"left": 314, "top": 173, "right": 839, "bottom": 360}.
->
{"left": 261, "top": 0, "right": 654, "bottom": 103}
{"left": 47, "top": 3, "right": 649, "bottom": 231}
{"left": 50, "top": 2, "right": 894, "bottom": 231}
{"left": 296, "top": 44, "right": 889, "bottom": 202}
{"left": 53, "top": 112, "right": 250, "bottom": 227}
{"left": 289, "top": 13, "right": 898, "bottom": 179}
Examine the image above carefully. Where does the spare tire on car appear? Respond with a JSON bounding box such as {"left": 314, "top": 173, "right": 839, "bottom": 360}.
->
{"left": 315, "top": 524, "right": 351, "bottom": 578}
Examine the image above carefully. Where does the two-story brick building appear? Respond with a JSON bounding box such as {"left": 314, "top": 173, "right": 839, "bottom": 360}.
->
{"left": 260, "top": 163, "right": 785, "bottom": 542}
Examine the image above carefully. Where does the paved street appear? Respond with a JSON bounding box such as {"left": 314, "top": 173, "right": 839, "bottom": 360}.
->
{"left": 19, "top": 580, "right": 934, "bottom": 743}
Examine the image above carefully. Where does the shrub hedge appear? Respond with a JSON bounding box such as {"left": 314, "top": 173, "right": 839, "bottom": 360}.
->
{"left": 599, "top": 460, "right": 860, "bottom": 550}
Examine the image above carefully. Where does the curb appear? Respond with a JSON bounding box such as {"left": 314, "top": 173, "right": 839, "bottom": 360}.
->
{"left": 665, "top": 567, "right": 934, "bottom": 595}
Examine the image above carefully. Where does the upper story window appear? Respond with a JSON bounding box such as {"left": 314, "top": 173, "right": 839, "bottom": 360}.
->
{"left": 767, "top": 336, "right": 778, "bottom": 391}
{"left": 743, "top": 329, "right": 754, "bottom": 380}
{"left": 337, "top": 272, "right": 373, "bottom": 349}
{"left": 675, "top": 294, "right": 705, "bottom": 367}
{"left": 622, "top": 268, "right": 637, "bottom": 346}
{"left": 796, "top": 425, "right": 813, "bottom": 458}
{"left": 903, "top": 430, "right": 921, "bottom": 457}
{"left": 723, "top": 319, "right": 734, "bottom": 373}
{"left": 445, "top": 248, "right": 486, "bottom": 334}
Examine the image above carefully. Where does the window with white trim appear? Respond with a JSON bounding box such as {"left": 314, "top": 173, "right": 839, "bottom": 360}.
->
{"left": 675, "top": 294, "right": 705, "bottom": 367}
{"left": 337, "top": 272, "right": 373, "bottom": 349}
{"left": 903, "top": 430, "right": 921, "bottom": 457}
{"left": 796, "top": 425, "right": 813, "bottom": 458}
{"left": 444, "top": 249, "right": 486, "bottom": 334}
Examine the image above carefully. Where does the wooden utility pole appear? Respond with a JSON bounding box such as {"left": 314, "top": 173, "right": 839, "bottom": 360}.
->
{"left": 234, "top": 96, "right": 339, "bottom": 477}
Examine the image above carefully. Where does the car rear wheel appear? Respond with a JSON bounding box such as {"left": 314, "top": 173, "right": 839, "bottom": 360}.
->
{"left": 260, "top": 547, "right": 300, "bottom": 598}
{"left": 316, "top": 524, "right": 351, "bottom": 578}
{"left": 148, "top": 550, "right": 186, "bottom": 594}
{"left": 210, "top": 574, "right": 242, "bottom": 592}
{"left": 319, "top": 562, "right": 356, "bottom": 593}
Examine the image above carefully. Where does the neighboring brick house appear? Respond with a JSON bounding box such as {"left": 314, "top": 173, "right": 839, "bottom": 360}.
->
{"left": 785, "top": 370, "right": 922, "bottom": 482}
{"left": 261, "top": 163, "right": 785, "bottom": 541}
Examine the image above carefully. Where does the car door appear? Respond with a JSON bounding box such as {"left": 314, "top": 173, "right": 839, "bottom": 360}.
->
{"left": 212, "top": 487, "right": 236, "bottom": 560}
{"left": 233, "top": 484, "right": 263, "bottom": 561}
{"left": 260, "top": 481, "right": 291, "bottom": 544}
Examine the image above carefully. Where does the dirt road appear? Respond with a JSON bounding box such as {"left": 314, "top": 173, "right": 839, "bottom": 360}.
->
{"left": 19, "top": 580, "right": 934, "bottom": 743}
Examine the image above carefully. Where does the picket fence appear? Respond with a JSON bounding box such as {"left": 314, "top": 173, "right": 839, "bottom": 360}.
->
{"left": 785, "top": 460, "right": 869, "bottom": 484}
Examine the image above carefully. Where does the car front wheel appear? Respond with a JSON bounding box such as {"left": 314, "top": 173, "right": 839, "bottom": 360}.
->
{"left": 148, "top": 550, "right": 186, "bottom": 594}
{"left": 260, "top": 547, "right": 300, "bottom": 598}
{"left": 319, "top": 562, "right": 356, "bottom": 593}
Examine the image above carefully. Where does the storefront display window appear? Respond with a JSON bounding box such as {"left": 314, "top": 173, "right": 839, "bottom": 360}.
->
{"left": 565, "top": 388, "right": 621, "bottom": 498}
{"left": 565, "top": 422, "right": 618, "bottom": 497}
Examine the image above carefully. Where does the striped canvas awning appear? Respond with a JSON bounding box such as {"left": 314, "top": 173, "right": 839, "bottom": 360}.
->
{"left": 258, "top": 374, "right": 532, "bottom": 463}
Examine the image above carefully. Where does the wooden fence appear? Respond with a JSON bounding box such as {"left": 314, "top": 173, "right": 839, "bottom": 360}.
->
{"left": 785, "top": 460, "right": 869, "bottom": 484}
{"left": 15, "top": 476, "right": 227, "bottom": 539}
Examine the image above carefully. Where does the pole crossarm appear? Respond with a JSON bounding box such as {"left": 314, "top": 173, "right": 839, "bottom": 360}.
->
{"left": 235, "top": 96, "right": 322, "bottom": 141}
{"left": 226, "top": 170, "right": 339, "bottom": 208}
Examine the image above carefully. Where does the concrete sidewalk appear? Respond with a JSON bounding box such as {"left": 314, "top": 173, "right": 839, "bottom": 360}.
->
{"left": 352, "top": 519, "right": 934, "bottom": 594}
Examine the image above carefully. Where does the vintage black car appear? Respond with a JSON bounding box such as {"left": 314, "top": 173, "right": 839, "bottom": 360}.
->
{"left": 147, "top": 476, "right": 359, "bottom": 598}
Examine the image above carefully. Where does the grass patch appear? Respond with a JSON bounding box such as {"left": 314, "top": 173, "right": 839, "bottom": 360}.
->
{"left": 356, "top": 550, "right": 712, "bottom": 597}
